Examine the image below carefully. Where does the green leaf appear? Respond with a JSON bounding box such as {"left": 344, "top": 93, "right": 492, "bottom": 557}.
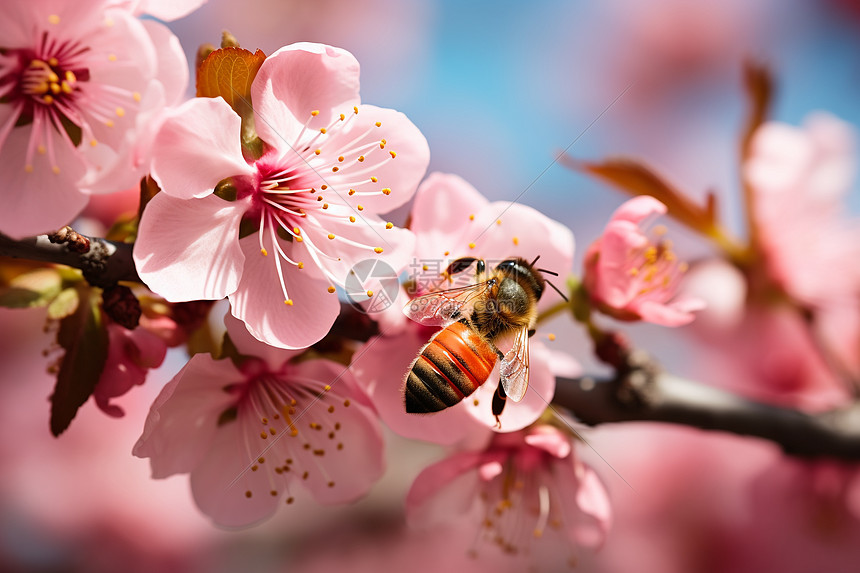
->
{"left": 47, "top": 287, "right": 80, "bottom": 320}
{"left": 49, "top": 287, "right": 109, "bottom": 437}
{"left": 0, "top": 268, "right": 62, "bottom": 308}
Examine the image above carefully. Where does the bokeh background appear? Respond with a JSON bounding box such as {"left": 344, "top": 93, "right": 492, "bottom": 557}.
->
{"left": 3, "top": 0, "right": 860, "bottom": 571}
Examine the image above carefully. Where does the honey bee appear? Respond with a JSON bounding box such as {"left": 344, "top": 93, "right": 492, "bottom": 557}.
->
{"left": 402, "top": 256, "right": 563, "bottom": 422}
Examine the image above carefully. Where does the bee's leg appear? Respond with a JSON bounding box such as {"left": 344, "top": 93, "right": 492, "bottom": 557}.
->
{"left": 492, "top": 379, "right": 507, "bottom": 428}
{"left": 441, "top": 257, "right": 485, "bottom": 283}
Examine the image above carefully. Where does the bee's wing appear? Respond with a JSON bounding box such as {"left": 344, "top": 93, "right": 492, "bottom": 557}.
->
{"left": 500, "top": 327, "right": 530, "bottom": 402}
{"left": 403, "top": 280, "right": 494, "bottom": 327}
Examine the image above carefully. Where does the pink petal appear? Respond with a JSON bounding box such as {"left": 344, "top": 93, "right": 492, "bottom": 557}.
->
{"left": 349, "top": 326, "right": 492, "bottom": 446}
{"left": 133, "top": 353, "right": 241, "bottom": 478}
{"left": 478, "top": 460, "right": 504, "bottom": 481}
{"left": 151, "top": 97, "right": 253, "bottom": 199}
{"left": 314, "top": 104, "right": 429, "bottom": 213}
{"left": 594, "top": 220, "right": 650, "bottom": 307}
{"left": 223, "top": 312, "right": 302, "bottom": 371}
{"left": 251, "top": 43, "right": 360, "bottom": 148}
{"left": 0, "top": 126, "right": 88, "bottom": 238}
{"left": 285, "top": 360, "right": 385, "bottom": 503}
{"left": 471, "top": 201, "right": 575, "bottom": 311}
{"left": 141, "top": 19, "right": 189, "bottom": 106}
{"left": 464, "top": 339, "right": 556, "bottom": 432}
{"left": 635, "top": 298, "right": 699, "bottom": 327}
{"left": 189, "top": 425, "right": 280, "bottom": 528}
{"left": 746, "top": 122, "right": 812, "bottom": 196}
{"left": 301, "top": 210, "right": 416, "bottom": 286}
{"left": 609, "top": 195, "right": 667, "bottom": 225}
{"left": 134, "top": 192, "right": 246, "bottom": 301}
{"left": 406, "top": 451, "right": 483, "bottom": 526}
{"left": 410, "top": 172, "right": 490, "bottom": 262}
{"left": 572, "top": 464, "right": 613, "bottom": 547}
{"left": 229, "top": 235, "right": 341, "bottom": 349}
{"left": 524, "top": 426, "right": 572, "bottom": 459}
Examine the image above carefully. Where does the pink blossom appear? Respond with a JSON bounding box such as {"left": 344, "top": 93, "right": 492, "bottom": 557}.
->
{"left": 0, "top": 0, "right": 188, "bottom": 238}
{"left": 134, "top": 43, "right": 429, "bottom": 349}
{"left": 93, "top": 320, "right": 168, "bottom": 417}
{"left": 351, "top": 173, "right": 576, "bottom": 442}
{"left": 584, "top": 195, "right": 703, "bottom": 326}
{"left": 407, "top": 425, "right": 611, "bottom": 569}
{"left": 745, "top": 113, "right": 860, "bottom": 307}
{"left": 133, "top": 314, "right": 385, "bottom": 528}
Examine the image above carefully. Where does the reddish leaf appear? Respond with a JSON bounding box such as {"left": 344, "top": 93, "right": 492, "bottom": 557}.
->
{"left": 196, "top": 47, "right": 266, "bottom": 117}
{"left": 49, "top": 286, "right": 109, "bottom": 437}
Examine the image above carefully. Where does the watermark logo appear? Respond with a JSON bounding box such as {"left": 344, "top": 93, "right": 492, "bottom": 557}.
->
{"left": 344, "top": 258, "right": 400, "bottom": 314}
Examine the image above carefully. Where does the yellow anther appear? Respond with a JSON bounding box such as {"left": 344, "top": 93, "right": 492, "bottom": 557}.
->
{"left": 469, "top": 214, "right": 475, "bottom": 221}
{"left": 324, "top": 385, "right": 331, "bottom": 391}
{"left": 327, "top": 233, "right": 335, "bottom": 240}
{"left": 317, "top": 196, "right": 323, "bottom": 202}
{"left": 108, "top": 54, "right": 117, "bottom": 62}
{"left": 105, "top": 120, "right": 114, "bottom": 127}
{"left": 321, "top": 184, "right": 328, "bottom": 190}
{"left": 468, "top": 242, "right": 476, "bottom": 249}
{"left": 349, "top": 216, "right": 356, "bottom": 222}
{"left": 444, "top": 251, "right": 450, "bottom": 256}
{"left": 339, "top": 113, "right": 345, "bottom": 120}
{"left": 547, "top": 333, "right": 556, "bottom": 341}
{"left": 370, "top": 176, "right": 378, "bottom": 183}
{"left": 48, "top": 58, "right": 59, "bottom": 67}
{"left": 24, "top": 164, "right": 34, "bottom": 173}
{"left": 385, "top": 222, "right": 393, "bottom": 229}
{"left": 311, "top": 110, "right": 320, "bottom": 116}
{"left": 314, "top": 149, "right": 321, "bottom": 155}
{"left": 327, "top": 286, "right": 336, "bottom": 293}
{"left": 115, "top": 107, "right": 125, "bottom": 117}
{"left": 48, "top": 14, "right": 60, "bottom": 24}
{"left": 42, "top": 95, "right": 54, "bottom": 104}
{"left": 132, "top": 91, "right": 141, "bottom": 102}
{"left": 50, "top": 83, "right": 60, "bottom": 94}
{"left": 496, "top": 219, "right": 502, "bottom": 225}
{"left": 51, "top": 166, "right": 60, "bottom": 175}
{"left": 90, "top": 139, "right": 98, "bottom": 147}
{"left": 375, "top": 121, "right": 381, "bottom": 127}
{"left": 60, "top": 82, "right": 72, "bottom": 94}
{"left": 357, "top": 204, "right": 364, "bottom": 211}
{"left": 348, "top": 189, "right": 356, "bottom": 195}
{"left": 245, "top": 490, "right": 252, "bottom": 498}
{"left": 358, "top": 155, "right": 365, "bottom": 162}
{"left": 37, "top": 145, "right": 46, "bottom": 155}
{"left": 354, "top": 106, "right": 359, "bottom": 114}
{"left": 374, "top": 247, "right": 383, "bottom": 254}
{"left": 629, "top": 267, "right": 638, "bottom": 276}
{"left": 260, "top": 248, "right": 268, "bottom": 256}
{"left": 297, "top": 262, "right": 304, "bottom": 269}
{"left": 285, "top": 299, "right": 294, "bottom": 306}
{"left": 512, "top": 237, "right": 519, "bottom": 246}
{"left": 293, "top": 226, "right": 300, "bottom": 234}
{"left": 286, "top": 497, "right": 295, "bottom": 504}
{"left": 320, "top": 128, "right": 327, "bottom": 134}
{"left": 331, "top": 166, "right": 339, "bottom": 172}
{"left": 328, "top": 481, "right": 335, "bottom": 488}
{"left": 366, "top": 290, "right": 373, "bottom": 297}
{"left": 270, "top": 490, "right": 277, "bottom": 497}
{"left": 382, "top": 188, "right": 391, "bottom": 195}
{"left": 389, "top": 151, "right": 397, "bottom": 158}
{"left": 338, "top": 156, "right": 344, "bottom": 162}
{"left": 322, "top": 203, "right": 329, "bottom": 209}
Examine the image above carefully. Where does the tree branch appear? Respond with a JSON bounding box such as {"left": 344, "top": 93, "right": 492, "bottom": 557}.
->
{"left": 0, "top": 230, "right": 140, "bottom": 287}
{"left": 553, "top": 352, "right": 860, "bottom": 460}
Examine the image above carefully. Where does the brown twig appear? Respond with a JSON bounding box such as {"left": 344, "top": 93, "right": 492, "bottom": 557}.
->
{"left": 553, "top": 351, "right": 860, "bottom": 460}
{"left": 0, "top": 230, "right": 140, "bottom": 288}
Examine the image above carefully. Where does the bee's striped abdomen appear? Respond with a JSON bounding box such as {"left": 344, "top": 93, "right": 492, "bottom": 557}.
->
{"left": 404, "top": 322, "right": 498, "bottom": 413}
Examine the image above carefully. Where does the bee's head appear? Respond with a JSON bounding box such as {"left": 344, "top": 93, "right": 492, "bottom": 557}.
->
{"left": 495, "top": 257, "right": 546, "bottom": 300}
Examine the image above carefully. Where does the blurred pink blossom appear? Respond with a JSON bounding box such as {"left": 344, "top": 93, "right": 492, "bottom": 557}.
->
{"left": 134, "top": 43, "right": 428, "bottom": 349}
{"left": 0, "top": 0, "right": 188, "bottom": 238}
{"left": 351, "top": 173, "right": 576, "bottom": 442}
{"left": 584, "top": 196, "right": 703, "bottom": 326}
{"left": 746, "top": 113, "right": 860, "bottom": 307}
{"left": 94, "top": 320, "right": 168, "bottom": 417}
{"left": 407, "top": 425, "right": 611, "bottom": 570}
{"left": 133, "top": 314, "right": 385, "bottom": 528}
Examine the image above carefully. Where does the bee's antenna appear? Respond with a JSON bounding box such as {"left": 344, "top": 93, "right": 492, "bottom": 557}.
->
{"left": 545, "top": 279, "right": 569, "bottom": 302}
{"left": 530, "top": 255, "right": 541, "bottom": 267}
{"left": 536, "top": 268, "right": 558, "bottom": 277}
